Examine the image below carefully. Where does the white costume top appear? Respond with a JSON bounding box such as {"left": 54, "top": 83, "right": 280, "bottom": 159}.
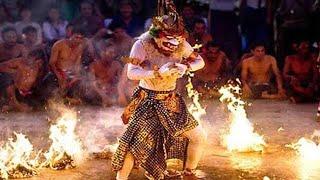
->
{"left": 127, "top": 33, "right": 204, "bottom": 91}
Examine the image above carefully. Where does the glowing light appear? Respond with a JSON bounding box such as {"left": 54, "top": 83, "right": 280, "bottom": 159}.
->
{"left": 287, "top": 130, "right": 320, "bottom": 180}
{"left": 186, "top": 73, "right": 206, "bottom": 124}
{"left": 0, "top": 133, "right": 40, "bottom": 179}
{"left": 43, "top": 108, "right": 86, "bottom": 170}
{"left": 219, "top": 82, "right": 266, "bottom": 152}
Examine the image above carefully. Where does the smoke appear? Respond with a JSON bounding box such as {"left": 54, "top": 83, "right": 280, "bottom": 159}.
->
{"left": 76, "top": 106, "right": 125, "bottom": 153}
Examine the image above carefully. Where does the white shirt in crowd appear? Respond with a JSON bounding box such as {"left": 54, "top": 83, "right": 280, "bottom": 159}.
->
{"left": 15, "top": 21, "right": 42, "bottom": 45}
{"left": 42, "top": 20, "right": 68, "bottom": 41}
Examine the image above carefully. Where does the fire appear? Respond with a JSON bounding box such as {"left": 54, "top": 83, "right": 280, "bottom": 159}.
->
{"left": 186, "top": 73, "right": 206, "bottom": 123}
{"left": 0, "top": 133, "right": 40, "bottom": 179}
{"left": 286, "top": 130, "right": 320, "bottom": 179}
{"left": 218, "top": 82, "right": 265, "bottom": 152}
{"left": 43, "top": 109, "right": 86, "bottom": 170}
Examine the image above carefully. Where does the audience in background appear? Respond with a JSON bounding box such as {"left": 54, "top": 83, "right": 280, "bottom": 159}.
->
{"left": 0, "top": 49, "right": 44, "bottom": 112}
{"left": 187, "top": 18, "right": 212, "bottom": 50}
{"left": 277, "top": 0, "right": 314, "bottom": 68}
{"left": 15, "top": 7, "right": 42, "bottom": 45}
{"left": 71, "top": 1, "right": 104, "bottom": 38}
{"left": 193, "top": 41, "right": 230, "bottom": 99}
{"left": 209, "top": 0, "right": 241, "bottom": 64}
{"left": 105, "top": 22, "right": 134, "bottom": 63}
{"left": 43, "top": 6, "right": 68, "bottom": 42}
{"left": 110, "top": 1, "right": 143, "bottom": 37}
{"left": 241, "top": 42, "right": 286, "bottom": 99}
{"left": 0, "top": 4, "right": 14, "bottom": 43}
{"left": 22, "top": 25, "right": 42, "bottom": 53}
{"left": 0, "top": 0, "right": 318, "bottom": 111}
{"left": 0, "top": 27, "right": 27, "bottom": 63}
{"left": 89, "top": 55, "right": 122, "bottom": 106}
{"left": 283, "top": 40, "right": 317, "bottom": 103}
{"left": 240, "top": 0, "right": 272, "bottom": 51}
{"left": 49, "top": 25, "right": 86, "bottom": 103}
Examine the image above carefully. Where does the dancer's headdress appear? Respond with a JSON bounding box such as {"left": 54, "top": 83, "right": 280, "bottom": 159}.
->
{"left": 149, "top": 0, "right": 186, "bottom": 37}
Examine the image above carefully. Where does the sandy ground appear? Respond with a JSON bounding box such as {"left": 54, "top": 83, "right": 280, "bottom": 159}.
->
{"left": 0, "top": 100, "right": 319, "bottom": 180}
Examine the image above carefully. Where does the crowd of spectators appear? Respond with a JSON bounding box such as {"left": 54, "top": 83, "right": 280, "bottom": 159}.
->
{"left": 0, "top": 0, "right": 319, "bottom": 112}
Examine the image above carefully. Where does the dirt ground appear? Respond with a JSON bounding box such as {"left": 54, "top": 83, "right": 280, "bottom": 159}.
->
{"left": 0, "top": 100, "right": 319, "bottom": 180}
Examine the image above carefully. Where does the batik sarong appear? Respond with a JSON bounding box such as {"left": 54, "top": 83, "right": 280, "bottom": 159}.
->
{"left": 112, "top": 87, "right": 198, "bottom": 179}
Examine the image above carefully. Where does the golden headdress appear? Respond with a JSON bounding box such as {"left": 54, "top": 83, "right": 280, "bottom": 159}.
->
{"left": 149, "top": 0, "right": 186, "bottom": 37}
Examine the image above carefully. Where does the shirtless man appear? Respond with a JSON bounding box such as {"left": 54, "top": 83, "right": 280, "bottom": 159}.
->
{"left": 49, "top": 25, "right": 86, "bottom": 101}
{"left": 105, "top": 22, "right": 134, "bottom": 63}
{"left": 89, "top": 58, "right": 122, "bottom": 106}
{"left": 0, "top": 26, "right": 27, "bottom": 63}
{"left": 283, "top": 41, "right": 317, "bottom": 103}
{"left": 193, "top": 41, "right": 230, "bottom": 98}
{"left": 22, "top": 25, "right": 43, "bottom": 53}
{"left": 241, "top": 42, "right": 286, "bottom": 99}
{"left": 0, "top": 49, "right": 44, "bottom": 112}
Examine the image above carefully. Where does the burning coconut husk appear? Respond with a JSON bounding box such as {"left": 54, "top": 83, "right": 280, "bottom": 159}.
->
{"left": 219, "top": 80, "right": 266, "bottom": 152}
{"left": 0, "top": 133, "right": 41, "bottom": 179}
{"left": 42, "top": 108, "right": 86, "bottom": 170}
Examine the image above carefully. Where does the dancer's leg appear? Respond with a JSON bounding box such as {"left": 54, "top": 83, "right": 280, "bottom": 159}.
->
{"left": 182, "top": 125, "right": 207, "bottom": 170}
{"left": 116, "top": 152, "right": 134, "bottom": 180}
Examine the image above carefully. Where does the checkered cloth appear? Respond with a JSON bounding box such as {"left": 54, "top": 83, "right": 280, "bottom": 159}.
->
{"left": 112, "top": 87, "right": 199, "bottom": 179}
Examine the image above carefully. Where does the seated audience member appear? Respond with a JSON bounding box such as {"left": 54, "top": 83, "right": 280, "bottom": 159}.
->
{"left": 86, "top": 28, "right": 109, "bottom": 62}
{"left": 110, "top": 1, "right": 143, "bottom": 37}
{"left": 89, "top": 57, "right": 122, "bottom": 106}
{"left": 187, "top": 18, "right": 213, "bottom": 50}
{"left": 0, "top": 4, "right": 14, "bottom": 43}
{"left": 117, "top": 64, "right": 139, "bottom": 106}
{"left": 0, "top": 49, "right": 44, "bottom": 112}
{"left": 42, "top": 6, "right": 68, "bottom": 42}
{"left": 283, "top": 40, "right": 317, "bottom": 103}
{"left": 49, "top": 25, "right": 86, "bottom": 102}
{"left": 234, "top": 52, "right": 254, "bottom": 75}
{"left": 22, "top": 25, "right": 44, "bottom": 53}
{"left": 241, "top": 42, "right": 286, "bottom": 99}
{"left": 105, "top": 22, "right": 134, "bottom": 62}
{"left": 182, "top": 3, "right": 205, "bottom": 33}
{"left": 15, "top": 7, "right": 42, "bottom": 45}
{"left": 193, "top": 41, "right": 230, "bottom": 98}
{"left": 0, "top": 27, "right": 27, "bottom": 63}
{"left": 71, "top": 1, "right": 104, "bottom": 38}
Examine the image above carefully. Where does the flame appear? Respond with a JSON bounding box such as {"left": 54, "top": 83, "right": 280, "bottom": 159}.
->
{"left": 286, "top": 130, "right": 320, "bottom": 179}
{"left": 0, "top": 133, "right": 40, "bottom": 179}
{"left": 218, "top": 82, "right": 265, "bottom": 152}
{"left": 43, "top": 109, "right": 86, "bottom": 170}
{"left": 186, "top": 73, "right": 206, "bottom": 123}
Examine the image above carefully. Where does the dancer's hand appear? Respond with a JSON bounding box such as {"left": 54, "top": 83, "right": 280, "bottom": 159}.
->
{"left": 159, "top": 62, "right": 179, "bottom": 77}
{"left": 174, "top": 63, "right": 188, "bottom": 77}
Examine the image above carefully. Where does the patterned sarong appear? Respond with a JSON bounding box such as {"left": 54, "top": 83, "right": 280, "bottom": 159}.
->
{"left": 112, "top": 87, "right": 199, "bottom": 179}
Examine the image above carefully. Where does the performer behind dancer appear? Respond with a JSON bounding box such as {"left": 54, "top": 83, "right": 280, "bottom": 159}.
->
{"left": 112, "top": 1, "right": 207, "bottom": 179}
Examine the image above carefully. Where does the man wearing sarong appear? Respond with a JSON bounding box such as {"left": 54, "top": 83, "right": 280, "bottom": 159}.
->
{"left": 112, "top": 1, "right": 207, "bottom": 179}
